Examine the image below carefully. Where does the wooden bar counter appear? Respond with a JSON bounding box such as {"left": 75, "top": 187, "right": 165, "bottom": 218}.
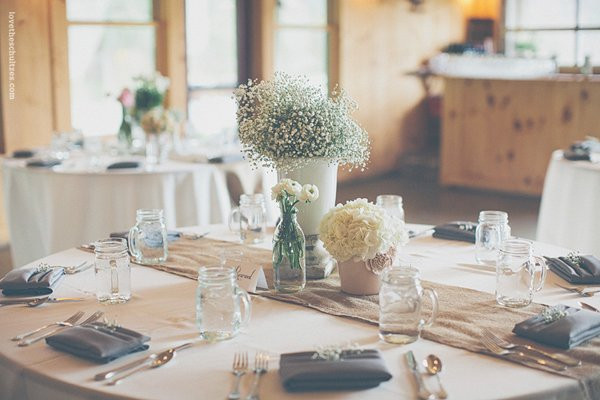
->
{"left": 440, "top": 74, "right": 600, "bottom": 196}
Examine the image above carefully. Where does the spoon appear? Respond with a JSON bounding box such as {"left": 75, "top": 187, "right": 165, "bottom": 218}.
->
{"left": 423, "top": 354, "right": 448, "bottom": 399}
{"left": 106, "top": 342, "right": 193, "bottom": 385}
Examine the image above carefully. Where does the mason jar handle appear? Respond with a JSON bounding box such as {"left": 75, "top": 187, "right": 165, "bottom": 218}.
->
{"left": 229, "top": 208, "right": 241, "bottom": 232}
{"left": 421, "top": 287, "right": 439, "bottom": 329}
{"left": 128, "top": 226, "right": 140, "bottom": 260}
{"left": 533, "top": 256, "right": 548, "bottom": 292}
{"left": 236, "top": 287, "right": 252, "bottom": 328}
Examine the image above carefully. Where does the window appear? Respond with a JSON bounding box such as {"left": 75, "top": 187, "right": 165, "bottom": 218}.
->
{"left": 274, "top": 0, "right": 331, "bottom": 88}
{"left": 504, "top": 0, "right": 600, "bottom": 67}
{"left": 66, "top": 0, "right": 157, "bottom": 136}
{"left": 185, "top": 0, "right": 240, "bottom": 141}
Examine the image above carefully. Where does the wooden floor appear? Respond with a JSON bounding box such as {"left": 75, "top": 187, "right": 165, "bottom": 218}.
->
{"left": 337, "top": 172, "right": 540, "bottom": 240}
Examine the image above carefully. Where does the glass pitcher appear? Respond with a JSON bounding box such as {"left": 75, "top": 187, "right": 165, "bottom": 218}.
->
{"left": 228, "top": 194, "right": 267, "bottom": 244}
{"left": 379, "top": 267, "right": 438, "bottom": 344}
{"left": 196, "top": 266, "right": 251, "bottom": 341}
{"left": 128, "top": 209, "right": 168, "bottom": 264}
{"left": 496, "top": 239, "right": 547, "bottom": 308}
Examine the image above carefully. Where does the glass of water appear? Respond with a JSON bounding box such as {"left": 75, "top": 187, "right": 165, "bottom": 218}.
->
{"left": 376, "top": 194, "right": 405, "bottom": 222}
{"left": 196, "top": 266, "right": 251, "bottom": 341}
{"left": 128, "top": 209, "right": 168, "bottom": 264}
{"left": 94, "top": 238, "right": 131, "bottom": 304}
{"left": 379, "top": 266, "right": 438, "bottom": 344}
{"left": 496, "top": 239, "right": 547, "bottom": 308}
{"left": 228, "top": 194, "right": 267, "bottom": 244}
{"left": 475, "top": 210, "right": 511, "bottom": 265}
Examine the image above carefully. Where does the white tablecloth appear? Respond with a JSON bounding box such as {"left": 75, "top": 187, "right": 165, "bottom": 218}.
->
{"left": 2, "top": 158, "right": 232, "bottom": 267}
{"left": 537, "top": 150, "right": 600, "bottom": 256}
{"left": 0, "top": 224, "right": 590, "bottom": 400}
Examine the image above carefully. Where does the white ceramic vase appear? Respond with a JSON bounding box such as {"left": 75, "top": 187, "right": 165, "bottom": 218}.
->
{"left": 278, "top": 159, "right": 338, "bottom": 279}
{"left": 338, "top": 259, "right": 381, "bottom": 295}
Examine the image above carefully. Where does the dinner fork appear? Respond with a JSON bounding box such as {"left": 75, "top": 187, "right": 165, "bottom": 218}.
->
{"left": 228, "top": 352, "right": 248, "bottom": 399}
{"left": 246, "top": 352, "right": 268, "bottom": 400}
{"left": 556, "top": 284, "right": 600, "bottom": 297}
{"left": 480, "top": 334, "right": 566, "bottom": 371}
{"left": 482, "top": 329, "right": 581, "bottom": 367}
{"left": 18, "top": 310, "right": 104, "bottom": 346}
{"left": 11, "top": 311, "right": 84, "bottom": 341}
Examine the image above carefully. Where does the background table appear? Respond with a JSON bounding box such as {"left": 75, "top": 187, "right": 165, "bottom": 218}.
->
{"left": 2, "top": 157, "right": 232, "bottom": 267}
{"left": 537, "top": 150, "right": 600, "bottom": 256}
{"left": 0, "top": 224, "right": 589, "bottom": 400}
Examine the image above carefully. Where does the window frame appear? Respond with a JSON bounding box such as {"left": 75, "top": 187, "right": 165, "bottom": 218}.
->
{"left": 501, "top": 0, "right": 600, "bottom": 67}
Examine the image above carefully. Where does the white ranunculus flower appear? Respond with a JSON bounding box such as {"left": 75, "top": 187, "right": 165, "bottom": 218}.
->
{"left": 298, "top": 184, "right": 319, "bottom": 202}
{"left": 271, "top": 182, "right": 283, "bottom": 201}
{"left": 279, "top": 179, "right": 302, "bottom": 197}
{"left": 319, "top": 198, "right": 408, "bottom": 263}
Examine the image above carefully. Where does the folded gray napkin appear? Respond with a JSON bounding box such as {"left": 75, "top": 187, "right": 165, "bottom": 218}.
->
{"left": 513, "top": 305, "right": 600, "bottom": 349}
{"left": 546, "top": 255, "right": 600, "bottom": 284}
{"left": 46, "top": 322, "right": 150, "bottom": 363}
{"left": 279, "top": 350, "right": 392, "bottom": 392}
{"left": 432, "top": 221, "right": 477, "bottom": 243}
{"left": 0, "top": 267, "right": 64, "bottom": 296}
{"left": 26, "top": 159, "right": 62, "bottom": 168}
{"left": 12, "top": 149, "right": 35, "bottom": 158}
{"left": 106, "top": 161, "right": 140, "bottom": 170}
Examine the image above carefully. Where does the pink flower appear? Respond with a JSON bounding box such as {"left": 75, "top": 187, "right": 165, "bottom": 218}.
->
{"left": 117, "top": 88, "right": 134, "bottom": 108}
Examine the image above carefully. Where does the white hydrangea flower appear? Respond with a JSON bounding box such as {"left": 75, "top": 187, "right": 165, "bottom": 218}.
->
{"left": 319, "top": 198, "right": 408, "bottom": 263}
{"left": 298, "top": 184, "right": 319, "bottom": 202}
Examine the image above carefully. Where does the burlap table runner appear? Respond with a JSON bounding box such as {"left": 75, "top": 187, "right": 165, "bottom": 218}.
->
{"left": 81, "top": 238, "right": 600, "bottom": 398}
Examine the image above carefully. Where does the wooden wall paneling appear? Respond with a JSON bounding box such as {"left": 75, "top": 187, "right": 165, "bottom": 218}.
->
{"left": 155, "top": 0, "right": 187, "bottom": 114}
{"left": 49, "top": 0, "right": 71, "bottom": 132}
{"left": 440, "top": 78, "right": 464, "bottom": 185}
{"left": 0, "top": 0, "right": 55, "bottom": 153}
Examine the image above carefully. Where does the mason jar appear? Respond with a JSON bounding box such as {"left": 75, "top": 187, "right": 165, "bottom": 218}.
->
{"left": 94, "top": 238, "right": 131, "bottom": 304}
{"left": 376, "top": 194, "right": 405, "bottom": 222}
{"left": 475, "top": 211, "right": 511, "bottom": 265}
{"left": 228, "top": 194, "right": 267, "bottom": 244}
{"left": 128, "top": 208, "right": 168, "bottom": 264}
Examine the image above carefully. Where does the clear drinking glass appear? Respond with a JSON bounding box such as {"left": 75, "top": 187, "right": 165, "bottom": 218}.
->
{"left": 228, "top": 194, "right": 267, "bottom": 244}
{"left": 475, "top": 210, "right": 511, "bottom": 265}
{"left": 196, "top": 266, "right": 251, "bottom": 341}
{"left": 376, "top": 194, "right": 405, "bottom": 222}
{"left": 128, "top": 209, "right": 168, "bottom": 264}
{"left": 94, "top": 238, "right": 131, "bottom": 304}
{"left": 496, "top": 239, "right": 547, "bottom": 308}
{"left": 379, "top": 267, "right": 438, "bottom": 344}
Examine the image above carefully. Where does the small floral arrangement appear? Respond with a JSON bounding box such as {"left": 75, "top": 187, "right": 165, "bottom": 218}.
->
{"left": 272, "top": 179, "right": 319, "bottom": 271}
{"left": 117, "top": 72, "right": 171, "bottom": 144}
{"left": 319, "top": 198, "right": 408, "bottom": 265}
{"left": 140, "top": 108, "right": 177, "bottom": 135}
{"left": 233, "top": 72, "right": 370, "bottom": 172}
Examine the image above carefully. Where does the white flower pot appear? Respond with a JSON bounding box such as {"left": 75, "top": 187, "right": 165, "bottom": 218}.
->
{"left": 338, "top": 259, "right": 381, "bottom": 295}
{"left": 279, "top": 159, "right": 338, "bottom": 278}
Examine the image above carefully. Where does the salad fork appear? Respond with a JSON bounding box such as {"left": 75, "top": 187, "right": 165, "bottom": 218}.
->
{"left": 12, "top": 311, "right": 84, "bottom": 341}
{"left": 556, "top": 283, "right": 600, "bottom": 297}
{"left": 18, "top": 310, "right": 104, "bottom": 346}
{"left": 246, "top": 352, "right": 268, "bottom": 400}
{"left": 228, "top": 352, "right": 248, "bottom": 399}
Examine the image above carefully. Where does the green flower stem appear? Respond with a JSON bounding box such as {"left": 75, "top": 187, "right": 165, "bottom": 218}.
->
{"left": 274, "top": 191, "right": 304, "bottom": 270}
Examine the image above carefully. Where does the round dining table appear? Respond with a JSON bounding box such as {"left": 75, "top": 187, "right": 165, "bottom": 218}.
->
{"left": 2, "top": 156, "right": 233, "bottom": 267}
{"left": 0, "top": 224, "right": 593, "bottom": 400}
{"left": 537, "top": 150, "right": 600, "bottom": 256}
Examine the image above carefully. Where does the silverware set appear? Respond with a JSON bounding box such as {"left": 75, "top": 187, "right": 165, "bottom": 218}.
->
{"left": 480, "top": 329, "right": 581, "bottom": 371}
{"left": 94, "top": 342, "right": 194, "bottom": 385}
{"left": 0, "top": 297, "right": 85, "bottom": 307}
{"left": 14, "top": 310, "right": 104, "bottom": 346}
{"left": 227, "top": 352, "right": 269, "bottom": 400}
{"left": 405, "top": 351, "right": 446, "bottom": 400}
{"left": 41, "top": 261, "right": 95, "bottom": 274}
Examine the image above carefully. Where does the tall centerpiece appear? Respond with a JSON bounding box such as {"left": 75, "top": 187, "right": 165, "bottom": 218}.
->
{"left": 319, "top": 199, "right": 408, "bottom": 295}
{"left": 271, "top": 179, "right": 319, "bottom": 293}
{"left": 234, "top": 73, "right": 370, "bottom": 279}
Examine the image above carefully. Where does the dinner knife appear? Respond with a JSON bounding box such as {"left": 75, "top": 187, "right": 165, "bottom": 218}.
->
{"left": 405, "top": 351, "right": 435, "bottom": 400}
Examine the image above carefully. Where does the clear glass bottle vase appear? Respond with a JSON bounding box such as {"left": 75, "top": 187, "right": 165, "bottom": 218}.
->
{"left": 273, "top": 211, "right": 306, "bottom": 293}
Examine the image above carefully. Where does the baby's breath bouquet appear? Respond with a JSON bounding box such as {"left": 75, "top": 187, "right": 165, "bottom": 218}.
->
{"left": 233, "top": 73, "right": 370, "bottom": 172}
